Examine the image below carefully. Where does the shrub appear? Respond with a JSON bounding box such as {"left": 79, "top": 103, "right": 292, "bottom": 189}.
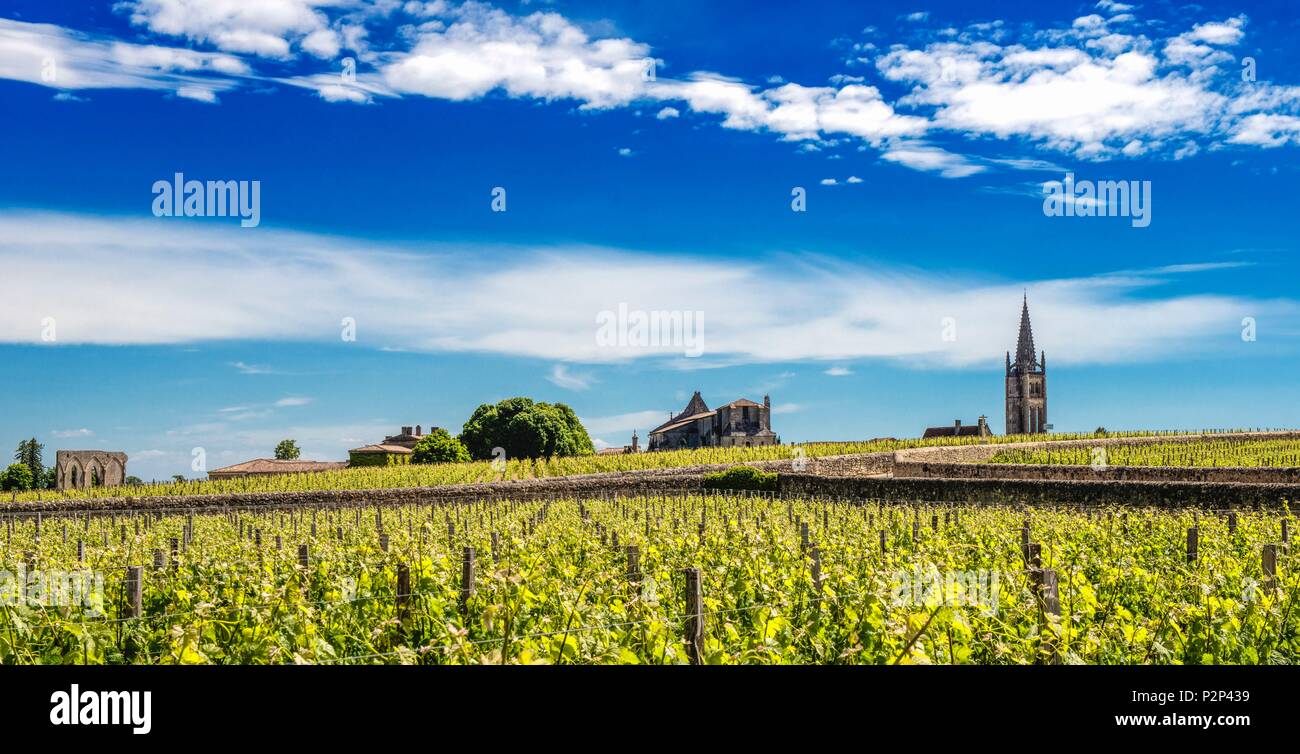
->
{"left": 1, "top": 463, "right": 35, "bottom": 492}
{"left": 411, "top": 428, "right": 471, "bottom": 464}
{"left": 702, "top": 465, "right": 777, "bottom": 491}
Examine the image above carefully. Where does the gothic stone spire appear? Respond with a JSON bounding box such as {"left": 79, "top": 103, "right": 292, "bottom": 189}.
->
{"left": 1015, "top": 293, "right": 1037, "bottom": 370}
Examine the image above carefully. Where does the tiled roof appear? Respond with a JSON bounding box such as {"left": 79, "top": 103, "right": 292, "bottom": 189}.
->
{"left": 348, "top": 444, "right": 414, "bottom": 454}
{"left": 208, "top": 459, "right": 349, "bottom": 475}
{"left": 921, "top": 425, "right": 986, "bottom": 438}
{"left": 650, "top": 411, "right": 716, "bottom": 435}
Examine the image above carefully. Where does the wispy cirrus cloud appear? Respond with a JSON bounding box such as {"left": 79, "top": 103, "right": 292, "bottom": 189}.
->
{"left": 546, "top": 364, "right": 594, "bottom": 391}
{"left": 51, "top": 428, "right": 94, "bottom": 438}
{"left": 230, "top": 361, "right": 278, "bottom": 375}
{"left": 1, "top": 211, "right": 1290, "bottom": 369}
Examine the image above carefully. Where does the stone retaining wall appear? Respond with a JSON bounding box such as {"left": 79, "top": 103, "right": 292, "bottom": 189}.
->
{"left": 892, "top": 461, "right": 1300, "bottom": 484}
{"left": 778, "top": 473, "right": 1300, "bottom": 508}
{"left": 892, "top": 430, "right": 1300, "bottom": 464}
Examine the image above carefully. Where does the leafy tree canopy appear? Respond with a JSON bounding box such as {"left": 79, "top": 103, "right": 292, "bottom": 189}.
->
{"left": 14, "top": 438, "right": 43, "bottom": 486}
{"left": 411, "top": 428, "right": 471, "bottom": 465}
{"left": 1, "top": 463, "right": 34, "bottom": 492}
{"left": 459, "top": 397, "right": 594, "bottom": 461}
{"left": 274, "top": 439, "right": 301, "bottom": 460}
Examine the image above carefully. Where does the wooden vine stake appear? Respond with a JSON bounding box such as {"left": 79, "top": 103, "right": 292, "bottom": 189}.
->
{"left": 682, "top": 567, "right": 704, "bottom": 665}
{"left": 626, "top": 545, "right": 641, "bottom": 598}
{"left": 124, "top": 566, "right": 143, "bottom": 619}
{"left": 396, "top": 563, "right": 411, "bottom": 621}
{"left": 1262, "top": 544, "right": 1278, "bottom": 592}
{"left": 809, "top": 544, "right": 823, "bottom": 598}
{"left": 459, "top": 546, "right": 476, "bottom": 616}
{"left": 1031, "top": 568, "right": 1061, "bottom": 665}
{"left": 1186, "top": 527, "right": 1198, "bottom": 566}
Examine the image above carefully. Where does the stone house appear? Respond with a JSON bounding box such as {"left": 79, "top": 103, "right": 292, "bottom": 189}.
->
{"left": 647, "top": 392, "right": 779, "bottom": 451}
{"left": 348, "top": 425, "right": 432, "bottom": 466}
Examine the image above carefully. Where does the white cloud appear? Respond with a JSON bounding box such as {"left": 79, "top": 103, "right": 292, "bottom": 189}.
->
{"left": 381, "top": 5, "right": 652, "bottom": 106}
{"left": 772, "top": 403, "right": 803, "bottom": 415}
{"left": 275, "top": 396, "right": 314, "bottom": 407}
{"left": 546, "top": 364, "right": 593, "bottom": 390}
{"left": 121, "top": 0, "right": 341, "bottom": 59}
{"left": 880, "top": 141, "right": 985, "bottom": 177}
{"left": 51, "top": 428, "right": 94, "bottom": 438}
{"left": 2, "top": 6, "right": 1298, "bottom": 174}
{"left": 580, "top": 410, "right": 664, "bottom": 435}
{"left": 176, "top": 84, "right": 219, "bottom": 102}
{"left": 231, "top": 361, "right": 276, "bottom": 374}
{"left": 846, "top": 175, "right": 863, "bottom": 183}
{"left": 617, "top": 147, "right": 634, "bottom": 156}
{"left": 1187, "top": 18, "right": 1246, "bottom": 46}
{"left": 873, "top": 14, "right": 1288, "bottom": 160}
{"left": 0, "top": 18, "right": 248, "bottom": 95}
{"left": 1, "top": 211, "right": 1290, "bottom": 369}
{"left": 819, "top": 178, "right": 837, "bottom": 185}
{"left": 1229, "top": 113, "right": 1300, "bottom": 147}
{"left": 824, "top": 366, "right": 853, "bottom": 376}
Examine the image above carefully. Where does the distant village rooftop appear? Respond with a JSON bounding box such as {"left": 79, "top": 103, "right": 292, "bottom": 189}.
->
{"left": 922, "top": 417, "right": 992, "bottom": 439}
{"left": 208, "top": 459, "right": 349, "bottom": 478}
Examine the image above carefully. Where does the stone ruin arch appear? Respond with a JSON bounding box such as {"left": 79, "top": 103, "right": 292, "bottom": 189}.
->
{"left": 55, "top": 450, "right": 128, "bottom": 491}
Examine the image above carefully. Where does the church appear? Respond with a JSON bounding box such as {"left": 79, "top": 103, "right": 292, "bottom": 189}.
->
{"left": 647, "top": 392, "right": 779, "bottom": 450}
{"left": 1006, "top": 295, "right": 1048, "bottom": 434}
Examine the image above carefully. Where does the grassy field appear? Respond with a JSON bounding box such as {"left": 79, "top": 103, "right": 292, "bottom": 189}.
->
{"left": 8, "top": 429, "right": 1236, "bottom": 503}
{"left": 988, "top": 437, "right": 1300, "bottom": 468}
{"left": 2, "top": 492, "right": 1294, "bottom": 664}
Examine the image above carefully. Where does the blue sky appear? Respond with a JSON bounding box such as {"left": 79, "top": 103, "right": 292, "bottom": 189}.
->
{"left": 1, "top": 0, "right": 1298, "bottom": 480}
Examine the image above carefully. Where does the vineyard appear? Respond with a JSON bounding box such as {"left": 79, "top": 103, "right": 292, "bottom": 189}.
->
{"left": 1, "top": 492, "right": 1295, "bottom": 664}
{"left": 5, "top": 429, "right": 1232, "bottom": 503}
{"left": 988, "top": 437, "right": 1300, "bottom": 468}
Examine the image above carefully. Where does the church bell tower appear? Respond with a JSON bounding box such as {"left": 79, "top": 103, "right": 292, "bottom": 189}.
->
{"left": 1005, "top": 294, "right": 1047, "bottom": 435}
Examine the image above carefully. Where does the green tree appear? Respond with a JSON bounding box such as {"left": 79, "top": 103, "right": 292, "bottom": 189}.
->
{"left": 124, "top": 475, "right": 144, "bottom": 486}
{"left": 410, "top": 428, "right": 471, "bottom": 464}
{"left": 274, "top": 439, "right": 301, "bottom": 460}
{"left": 1, "top": 463, "right": 34, "bottom": 492}
{"left": 171, "top": 474, "right": 185, "bottom": 483}
{"left": 13, "top": 438, "right": 43, "bottom": 488}
{"left": 459, "top": 397, "right": 594, "bottom": 460}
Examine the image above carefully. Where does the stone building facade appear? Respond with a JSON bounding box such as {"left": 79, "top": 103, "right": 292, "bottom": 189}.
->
{"left": 647, "top": 392, "right": 779, "bottom": 450}
{"left": 56, "top": 450, "right": 128, "bottom": 490}
{"left": 348, "top": 425, "right": 430, "bottom": 466}
{"left": 1006, "top": 296, "right": 1048, "bottom": 434}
